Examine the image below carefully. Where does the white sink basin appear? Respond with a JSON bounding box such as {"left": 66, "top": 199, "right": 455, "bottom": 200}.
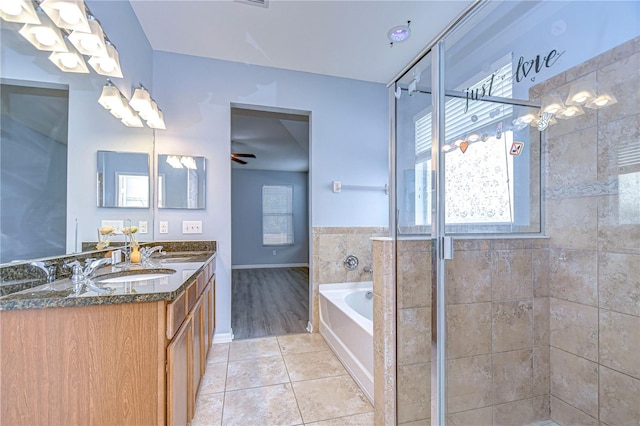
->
{"left": 99, "top": 273, "right": 172, "bottom": 283}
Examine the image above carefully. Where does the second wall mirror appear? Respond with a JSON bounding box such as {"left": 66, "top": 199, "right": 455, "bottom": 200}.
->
{"left": 158, "top": 154, "right": 206, "bottom": 209}
{"left": 97, "top": 151, "right": 150, "bottom": 208}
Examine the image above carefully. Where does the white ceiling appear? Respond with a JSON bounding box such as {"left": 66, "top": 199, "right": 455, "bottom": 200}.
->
{"left": 130, "top": 0, "right": 473, "bottom": 84}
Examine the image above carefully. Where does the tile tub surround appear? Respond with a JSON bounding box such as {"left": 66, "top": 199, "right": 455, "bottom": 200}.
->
{"left": 191, "top": 334, "right": 374, "bottom": 425}
{"left": 311, "top": 227, "right": 387, "bottom": 332}
{"left": 537, "top": 36, "right": 640, "bottom": 426}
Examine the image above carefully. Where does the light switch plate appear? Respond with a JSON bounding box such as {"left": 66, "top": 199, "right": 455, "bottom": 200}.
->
{"left": 182, "top": 220, "right": 202, "bottom": 234}
{"left": 159, "top": 221, "right": 169, "bottom": 234}
{"left": 138, "top": 221, "right": 148, "bottom": 234}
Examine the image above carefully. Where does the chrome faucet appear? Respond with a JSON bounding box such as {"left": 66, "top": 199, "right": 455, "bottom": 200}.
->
{"left": 68, "top": 258, "right": 112, "bottom": 283}
{"left": 140, "top": 245, "right": 164, "bottom": 267}
{"left": 30, "top": 261, "right": 57, "bottom": 283}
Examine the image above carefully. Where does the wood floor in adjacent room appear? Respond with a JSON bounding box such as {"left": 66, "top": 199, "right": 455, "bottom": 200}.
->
{"left": 231, "top": 267, "right": 309, "bottom": 340}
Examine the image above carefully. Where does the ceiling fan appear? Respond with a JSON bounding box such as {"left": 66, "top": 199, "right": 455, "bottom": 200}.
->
{"left": 231, "top": 153, "right": 256, "bottom": 165}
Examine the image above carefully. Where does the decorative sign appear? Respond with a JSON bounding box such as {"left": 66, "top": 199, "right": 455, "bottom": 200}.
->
{"left": 459, "top": 140, "right": 469, "bottom": 153}
{"left": 537, "top": 112, "right": 553, "bottom": 131}
{"left": 510, "top": 142, "right": 524, "bottom": 156}
{"left": 515, "top": 49, "right": 565, "bottom": 83}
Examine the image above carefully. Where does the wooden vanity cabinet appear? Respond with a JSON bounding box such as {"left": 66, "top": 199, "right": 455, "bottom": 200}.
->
{"left": 167, "top": 313, "right": 193, "bottom": 426}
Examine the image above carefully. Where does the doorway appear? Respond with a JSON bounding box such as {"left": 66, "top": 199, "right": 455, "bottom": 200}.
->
{"left": 230, "top": 105, "right": 310, "bottom": 340}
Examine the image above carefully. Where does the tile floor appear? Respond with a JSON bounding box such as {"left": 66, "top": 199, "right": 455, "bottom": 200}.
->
{"left": 193, "top": 333, "right": 374, "bottom": 426}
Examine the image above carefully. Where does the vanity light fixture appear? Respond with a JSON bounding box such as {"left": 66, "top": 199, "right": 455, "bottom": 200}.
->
{"left": 585, "top": 92, "right": 617, "bottom": 109}
{"left": 147, "top": 109, "right": 166, "bottom": 130}
{"left": 68, "top": 15, "right": 108, "bottom": 56}
{"left": 565, "top": 75, "right": 597, "bottom": 106}
{"left": 48, "top": 37, "right": 88, "bottom": 73}
{"left": 130, "top": 85, "right": 166, "bottom": 129}
{"left": 98, "top": 80, "right": 124, "bottom": 110}
{"left": 180, "top": 156, "right": 197, "bottom": 170}
{"left": 18, "top": 8, "right": 67, "bottom": 51}
{"left": 166, "top": 155, "right": 184, "bottom": 169}
{"left": 541, "top": 93, "right": 566, "bottom": 115}
{"left": 40, "top": 0, "right": 90, "bottom": 32}
{"left": 88, "top": 41, "right": 123, "bottom": 78}
{"left": 0, "top": 0, "right": 40, "bottom": 24}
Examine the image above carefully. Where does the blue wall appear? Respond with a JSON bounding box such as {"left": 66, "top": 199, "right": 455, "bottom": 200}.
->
{"left": 232, "top": 169, "right": 309, "bottom": 267}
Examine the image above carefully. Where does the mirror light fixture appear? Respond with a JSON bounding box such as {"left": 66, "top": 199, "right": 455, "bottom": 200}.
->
{"left": 555, "top": 105, "right": 585, "bottom": 120}
{"left": 130, "top": 85, "right": 166, "bottom": 129}
{"left": 586, "top": 92, "right": 617, "bottom": 109}
{"left": 98, "top": 80, "right": 144, "bottom": 128}
{"left": 166, "top": 155, "right": 197, "bottom": 169}
{"left": 48, "top": 37, "right": 88, "bottom": 73}
{"left": 0, "top": 0, "right": 40, "bottom": 24}
{"left": 40, "top": 0, "right": 90, "bottom": 32}
{"left": 18, "top": 8, "right": 67, "bottom": 51}
{"left": 68, "top": 15, "right": 107, "bottom": 56}
{"left": 88, "top": 41, "right": 123, "bottom": 78}
{"left": 565, "top": 74, "right": 597, "bottom": 106}
{"left": 541, "top": 93, "right": 566, "bottom": 115}
{"left": 166, "top": 155, "right": 184, "bottom": 169}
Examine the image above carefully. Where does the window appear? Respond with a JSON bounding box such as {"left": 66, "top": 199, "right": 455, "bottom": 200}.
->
{"left": 262, "top": 185, "right": 293, "bottom": 245}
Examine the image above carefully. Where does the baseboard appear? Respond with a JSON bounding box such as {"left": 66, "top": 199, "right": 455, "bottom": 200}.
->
{"left": 232, "top": 263, "right": 309, "bottom": 269}
{"left": 213, "top": 331, "right": 234, "bottom": 344}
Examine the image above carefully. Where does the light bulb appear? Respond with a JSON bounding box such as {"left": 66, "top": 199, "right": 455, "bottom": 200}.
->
{"left": 58, "top": 4, "right": 81, "bottom": 25}
{"left": 33, "top": 27, "right": 57, "bottom": 46}
{"left": 98, "top": 58, "right": 115, "bottom": 72}
{"left": 594, "top": 97, "right": 609, "bottom": 106}
{"left": 468, "top": 134, "right": 480, "bottom": 142}
{"left": 442, "top": 144, "right": 452, "bottom": 152}
{"left": 564, "top": 108, "right": 577, "bottom": 117}
{"left": 59, "top": 54, "right": 78, "bottom": 68}
{"left": 80, "top": 36, "right": 99, "bottom": 52}
{"left": 572, "top": 92, "right": 589, "bottom": 103}
{"left": 0, "top": 0, "right": 22, "bottom": 16}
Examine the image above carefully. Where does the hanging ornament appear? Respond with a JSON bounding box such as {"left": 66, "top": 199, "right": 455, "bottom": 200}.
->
{"left": 510, "top": 142, "right": 524, "bottom": 156}
{"left": 459, "top": 140, "right": 470, "bottom": 153}
{"left": 537, "top": 111, "right": 553, "bottom": 131}
{"left": 496, "top": 122, "right": 503, "bottom": 139}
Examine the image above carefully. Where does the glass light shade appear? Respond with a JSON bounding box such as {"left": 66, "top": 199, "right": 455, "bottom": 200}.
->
{"left": 147, "top": 110, "right": 166, "bottom": 130}
{"left": 48, "top": 41, "right": 89, "bottom": 73}
{"left": 555, "top": 105, "right": 585, "bottom": 120}
{"left": 565, "top": 77, "right": 597, "bottom": 106}
{"left": 88, "top": 43, "right": 123, "bottom": 78}
{"left": 585, "top": 92, "right": 618, "bottom": 109}
{"left": 541, "top": 93, "right": 566, "bottom": 115}
{"left": 166, "top": 155, "right": 183, "bottom": 169}
{"left": 122, "top": 113, "right": 143, "bottom": 128}
{"left": 0, "top": 0, "right": 40, "bottom": 24}
{"left": 40, "top": 0, "right": 89, "bottom": 32}
{"left": 141, "top": 100, "right": 159, "bottom": 121}
{"left": 112, "top": 102, "right": 134, "bottom": 120}
{"left": 98, "top": 84, "right": 124, "bottom": 110}
{"left": 518, "top": 113, "right": 538, "bottom": 124}
{"left": 18, "top": 11, "right": 67, "bottom": 51}
{"left": 68, "top": 17, "right": 107, "bottom": 56}
{"left": 129, "top": 88, "right": 152, "bottom": 113}
{"left": 180, "top": 156, "right": 197, "bottom": 169}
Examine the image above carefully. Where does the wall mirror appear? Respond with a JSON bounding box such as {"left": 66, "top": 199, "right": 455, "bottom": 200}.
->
{"left": 97, "top": 151, "right": 150, "bottom": 208}
{"left": 158, "top": 155, "right": 206, "bottom": 209}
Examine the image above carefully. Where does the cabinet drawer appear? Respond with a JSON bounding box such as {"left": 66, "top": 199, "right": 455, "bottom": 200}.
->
{"left": 186, "top": 277, "right": 198, "bottom": 313}
{"left": 166, "top": 290, "right": 187, "bottom": 340}
{"left": 197, "top": 271, "right": 206, "bottom": 296}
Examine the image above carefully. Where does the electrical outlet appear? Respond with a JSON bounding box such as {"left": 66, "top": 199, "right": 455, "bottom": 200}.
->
{"left": 272, "top": 250, "right": 277, "bottom": 256}
{"left": 138, "top": 221, "right": 148, "bottom": 234}
{"left": 182, "top": 220, "right": 202, "bottom": 234}
{"left": 159, "top": 221, "right": 169, "bottom": 234}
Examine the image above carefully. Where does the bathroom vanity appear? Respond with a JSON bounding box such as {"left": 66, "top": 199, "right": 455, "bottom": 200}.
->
{"left": 0, "top": 246, "right": 216, "bottom": 425}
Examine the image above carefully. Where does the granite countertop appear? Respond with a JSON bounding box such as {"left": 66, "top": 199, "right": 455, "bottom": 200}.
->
{"left": 0, "top": 251, "right": 216, "bottom": 311}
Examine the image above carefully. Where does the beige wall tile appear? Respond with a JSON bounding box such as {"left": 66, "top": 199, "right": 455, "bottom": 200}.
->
{"left": 544, "top": 126, "right": 598, "bottom": 189}
{"left": 532, "top": 249, "right": 550, "bottom": 297}
{"left": 550, "top": 347, "right": 598, "bottom": 418}
{"left": 397, "top": 307, "right": 430, "bottom": 366}
{"left": 317, "top": 234, "right": 346, "bottom": 262}
{"left": 533, "top": 346, "right": 550, "bottom": 397}
{"left": 534, "top": 297, "right": 550, "bottom": 346}
{"left": 397, "top": 250, "right": 430, "bottom": 309}
{"left": 446, "top": 250, "right": 492, "bottom": 304}
{"left": 374, "top": 349, "right": 385, "bottom": 414}
{"left": 490, "top": 250, "right": 534, "bottom": 301}
{"left": 545, "top": 198, "right": 598, "bottom": 250}
{"left": 447, "top": 407, "right": 492, "bottom": 426}
{"left": 550, "top": 396, "right": 598, "bottom": 426}
{"left": 397, "top": 239, "right": 430, "bottom": 253}
{"left": 599, "top": 366, "right": 640, "bottom": 426}
{"left": 492, "top": 349, "right": 534, "bottom": 404}
{"left": 597, "top": 52, "right": 640, "bottom": 123}
{"left": 599, "top": 309, "right": 640, "bottom": 378}
{"left": 597, "top": 194, "right": 640, "bottom": 255}
{"left": 550, "top": 298, "right": 598, "bottom": 361}
{"left": 447, "top": 355, "right": 493, "bottom": 413}
{"left": 548, "top": 249, "right": 598, "bottom": 306}
{"left": 447, "top": 302, "right": 491, "bottom": 359}
{"left": 493, "top": 398, "right": 539, "bottom": 426}
{"left": 597, "top": 113, "right": 640, "bottom": 180}
{"left": 397, "top": 363, "right": 430, "bottom": 424}
{"left": 492, "top": 300, "right": 534, "bottom": 353}
{"left": 533, "top": 395, "right": 550, "bottom": 421}
{"left": 599, "top": 252, "right": 640, "bottom": 316}
{"left": 317, "top": 260, "right": 347, "bottom": 284}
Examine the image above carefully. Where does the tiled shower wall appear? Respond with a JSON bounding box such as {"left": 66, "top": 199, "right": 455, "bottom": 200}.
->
{"left": 394, "top": 238, "right": 551, "bottom": 425}
{"left": 534, "top": 36, "right": 640, "bottom": 425}
{"left": 311, "top": 227, "right": 387, "bottom": 332}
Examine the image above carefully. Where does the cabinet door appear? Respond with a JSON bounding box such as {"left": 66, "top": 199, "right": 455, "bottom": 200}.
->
{"left": 203, "top": 284, "right": 210, "bottom": 357}
{"left": 208, "top": 275, "right": 216, "bottom": 347}
{"left": 191, "top": 297, "right": 203, "bottom": 405}
{"left": 167, "top": 315, "right": 193, "bottom": 426}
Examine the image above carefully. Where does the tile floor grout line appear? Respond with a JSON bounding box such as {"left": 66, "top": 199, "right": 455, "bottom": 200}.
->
{"left": 279, "top": 334, "right": 307, "bottom": 425}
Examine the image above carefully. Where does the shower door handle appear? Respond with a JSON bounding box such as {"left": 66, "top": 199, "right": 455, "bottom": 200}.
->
{"left": 442, "top": 237, "right": 454, "bottom": 260}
